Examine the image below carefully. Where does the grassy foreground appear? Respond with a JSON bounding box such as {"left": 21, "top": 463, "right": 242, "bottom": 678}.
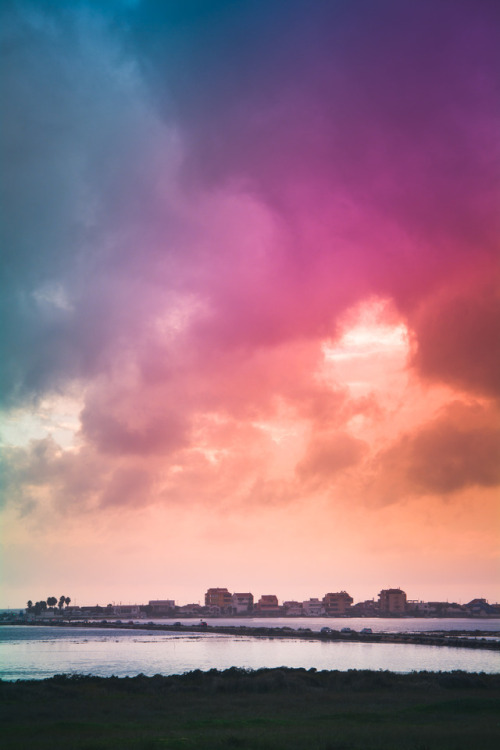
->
{"left": 1, "top": 668, "right": 499, "bottom": 750}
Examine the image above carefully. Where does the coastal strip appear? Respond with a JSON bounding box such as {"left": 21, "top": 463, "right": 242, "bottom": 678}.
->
{"left": 3, "top": 619, "right": 500, "bottom": 651}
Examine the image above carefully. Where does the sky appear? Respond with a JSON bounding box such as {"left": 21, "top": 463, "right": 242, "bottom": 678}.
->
{"left": 1, "top": 0, "right": 499, "bottom": 609}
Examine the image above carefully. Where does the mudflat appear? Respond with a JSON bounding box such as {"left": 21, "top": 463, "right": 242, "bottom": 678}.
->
{"left": 1, "top": 668, "right": 499, "bottom": 749}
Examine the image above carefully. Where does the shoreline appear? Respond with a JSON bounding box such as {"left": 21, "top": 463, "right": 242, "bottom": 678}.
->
{"left": 3, "top": 666, "right": 500, "bottom": 685}
{"left": 3, "top": 618, "right": 500, "bottom": 651}
{"left": 5, "top": 611, "right": 499, "bottom": 620}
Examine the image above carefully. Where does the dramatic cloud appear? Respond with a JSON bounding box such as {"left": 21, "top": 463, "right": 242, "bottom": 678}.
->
{"left": 411, "top": 277, "right": 500, "bottom": 398}
{"left": 1, "top": 0, "right": 499, "bottom": 605}
{"left": 371, "top": 402, "right": 500, "bottom": 500}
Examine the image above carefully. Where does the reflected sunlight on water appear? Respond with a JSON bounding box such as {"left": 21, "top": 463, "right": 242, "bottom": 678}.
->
{"left": 1, "top": 625, "right": 498, "bottom": 680}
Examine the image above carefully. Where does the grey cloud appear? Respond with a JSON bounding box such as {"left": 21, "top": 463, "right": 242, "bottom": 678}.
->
{"left": 0, "top": 1, "right": 183, "bottom": 406}
{"left": 99, "top": 466, "right": 153, "bottom": 508}
{"left": 0, "top": 436, "right": 105, "bottom": 513}
{"left": 80, "top": 402, "right": 189, "bottom": 456}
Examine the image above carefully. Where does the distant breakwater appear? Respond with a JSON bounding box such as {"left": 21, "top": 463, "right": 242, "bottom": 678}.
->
{"left": 4, "top": 619, "right": 500, "bottom": 651}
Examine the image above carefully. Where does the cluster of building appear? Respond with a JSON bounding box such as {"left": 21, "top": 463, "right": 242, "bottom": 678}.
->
{"left": 203, "top": 589, "right": 357, "bottom": 616}
{"left": 33, "top": 588, "right": 499, "bottom": 619}
{"left": 200, "top": 588, "right": 498, "bottom": 618}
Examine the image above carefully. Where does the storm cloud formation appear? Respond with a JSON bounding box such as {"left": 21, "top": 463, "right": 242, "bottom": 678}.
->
{"left": 1, "top": 0, "right": 499, "bottom": 525}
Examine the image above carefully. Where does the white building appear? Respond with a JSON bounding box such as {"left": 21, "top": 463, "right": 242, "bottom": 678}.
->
{"left": 283, "top": 601, "right": 303, "bottom": 616}
{"left": 114, "top": 605, "right": 142, "bottom": 617}
{"left": 302, "top": 598, "right": 325, "bottom": 616}
{"left": 231, "top": 593, "right": 254, "bottom": 614}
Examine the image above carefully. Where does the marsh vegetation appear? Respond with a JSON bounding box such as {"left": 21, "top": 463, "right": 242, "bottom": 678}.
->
{"left": 2, "top": 668, "right": 499, "bottom": 749}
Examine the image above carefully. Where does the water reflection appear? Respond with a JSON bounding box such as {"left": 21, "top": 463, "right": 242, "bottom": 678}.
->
{"left": 1, "top": 626, "right": 498, "bottom": 680}
{"left": 72, "top": 616, "right": 500, "bottom": 634}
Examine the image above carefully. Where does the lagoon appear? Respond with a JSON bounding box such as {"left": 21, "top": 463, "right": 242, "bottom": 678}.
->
{"left": 1, "top": 623, "right": 499, "bottom": 680}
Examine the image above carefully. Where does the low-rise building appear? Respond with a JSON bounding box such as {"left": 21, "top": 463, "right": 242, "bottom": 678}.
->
{"left": 302, "top": 598, "right": 325, "bottom": 616}
{"left": 64, "top": 606, "right": 82, "bottom": 616}
{"left": 177, "top": 603, "right": 203, "bottom": 615}
{"left": 148, "top": 600, "right": 176, "bottom": 615}
{"left": 113, "top": 605, "right": 142, "bottom": 617}
{"left": 231, "top": 593, "right": 254, "bottom": 614}
{"left": 79, "top": 606, "right": 107, "bottom": 618}
{"left": 443, "top": 603, "right": 465, "bottom": 615}
{"left": 323, "top": 591, "right": 353, "bottom": 616}
{"left": 465, "top": 598, "right": 495, "bottom": 616}
{"left": 406, "top": 600, "right": 434, "bottom": 615}
{"left": 282, "top": 600, "right": 303, "bottom": 616}
{"left": 350, "top": 599, "right": 377, "bottom": 616}
{"left": 378, "top": 588, "right": 407, "bottom": 615}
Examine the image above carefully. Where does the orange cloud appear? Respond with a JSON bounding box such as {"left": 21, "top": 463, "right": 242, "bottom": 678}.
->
{"left": 369, "top": 400, "right": 500, "bottom": 501}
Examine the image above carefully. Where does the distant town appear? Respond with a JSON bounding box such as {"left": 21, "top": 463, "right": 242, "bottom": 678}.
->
{"left": 19, "top": 588, "right": 500, "bottom": 620}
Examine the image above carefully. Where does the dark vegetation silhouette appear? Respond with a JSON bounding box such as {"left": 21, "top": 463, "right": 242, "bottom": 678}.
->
{"left": 26, "top": 596, "right": 71, "bottom": 615}
{"left": 1, "top": 669, "right": 499, "bottom": 749}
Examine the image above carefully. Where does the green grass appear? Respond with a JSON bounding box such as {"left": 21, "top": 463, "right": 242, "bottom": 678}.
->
{"left": 1, "top": 668, "right": 500, "bottom": 749}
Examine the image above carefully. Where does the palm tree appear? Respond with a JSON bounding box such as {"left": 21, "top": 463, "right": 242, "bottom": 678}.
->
{"left": 58, "top": 595, "right": 66, "bottom": 610}
{"left": 27, "top": 600, "right": 33, "bottom": 611}
{"left": 47, "top": 597, "right": 57, "bottom": 610}
{"left": 34, "top": 600, "right": 47, "bottom": 616}
{"left": 65, "top": 597, "right": 71, "bottom": 607}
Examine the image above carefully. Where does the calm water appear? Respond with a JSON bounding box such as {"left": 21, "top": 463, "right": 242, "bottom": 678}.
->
{"left": 1, "top": 623, "right": 499, "bottom": 681}
{"left": 126, "top": 616, "right": 500, "bottom": 634}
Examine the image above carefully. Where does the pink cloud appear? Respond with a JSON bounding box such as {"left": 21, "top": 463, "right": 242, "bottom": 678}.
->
{"left": 2, "top": 1, "right": 499, "bottom": 605}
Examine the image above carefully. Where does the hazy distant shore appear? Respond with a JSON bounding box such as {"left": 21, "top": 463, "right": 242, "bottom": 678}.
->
{"left": 2, "top": 668, "right": 499, "bottom": 749}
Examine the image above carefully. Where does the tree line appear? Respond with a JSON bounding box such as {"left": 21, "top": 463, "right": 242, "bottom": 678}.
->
{"left": 26, "top": 596, "right": 71, "bottom": 615}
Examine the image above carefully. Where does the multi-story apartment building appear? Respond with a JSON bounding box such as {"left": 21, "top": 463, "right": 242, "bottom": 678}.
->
{"left": 255, "top": 594, "right": 279, "bottom": 613}
{"left": 205, "top": 588, "right": 233, "bottom": 612}
{"left": 323, "top": 591, "right": 353, "bottom": 615}
{"left": 378, "top": 588, "right": 407, "bottom": 614}
{"left": 302, "top": 598, "right": 325, "bottom": 616}
{"left": 231, "top": 593, "right": 254, "bottom": 614}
